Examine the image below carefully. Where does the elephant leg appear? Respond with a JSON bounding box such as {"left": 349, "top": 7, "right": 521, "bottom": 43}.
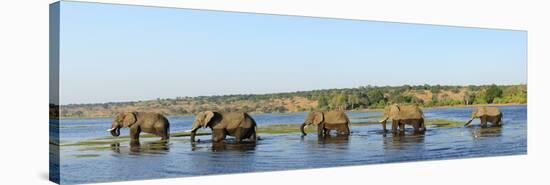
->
{"left": 335, "top": 129, "right": 341, "bottom": 135}
{"left": 130, "top": 127, "right": 141, "bottom": 141}
{"left": 155, "top": 126, "right": 168, "bottom": 140}
{"left": 212, "top": 129, "right": 226, "bottom": 143}
{"left": 399, "top": 121, "right": 405, "bottom": 132}
{"left": 250, "top": 130, "right": 257, "bottom": 141}
{"left": 496, "top": 116, "right": 503, "bottom": 126}
{"left": 412, "top": 120, "right": 420, "bottom": 132}
{"left": 324, "top": 128, "right": 331, "bottom": 136}
{"left": 480, "top": 117, "right": 488, "bottom": 128}
{"left": 345, "top": 124, "right": 350, "bottom": 135}
{"left": 391, "top": 120, "right": 398, "bottom": 133}
{"left": 317, "top": 124, "right": 325, "bottom": 137}
{"left": 234, "top": 128, "right": 243, "bottom": 143}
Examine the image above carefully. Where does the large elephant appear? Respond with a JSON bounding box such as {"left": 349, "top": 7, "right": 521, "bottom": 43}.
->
{"left": 465, "top": 107, "right": 502, "bottom": 127}
{"left": 106, "top": 112, "right": 170, "bottom": 141}
{"left": 186, "top": 111, "right": 257, "bottom": 143}
{"left": 379, "top": 104, "right": 425, "bottom": 133}
{"left": 300, "top": 111, "right": 350, "bottom": 137}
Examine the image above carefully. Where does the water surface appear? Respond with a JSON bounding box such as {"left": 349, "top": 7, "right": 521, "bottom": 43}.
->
{"left": 54, "top": 105, "right": 527, "bottom": 184}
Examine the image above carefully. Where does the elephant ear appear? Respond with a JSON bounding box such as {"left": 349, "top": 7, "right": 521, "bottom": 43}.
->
{"left": 203, "top": 111, "right": 215, "bottom": 128}
{"left": 471, "top": 108, "right": 477, "bottom": 118}
{"left": 122, "top": 112, "right": 137, "bottom": 127}
{"left": 313, "top": 112, "right": 324, "bottom": 125}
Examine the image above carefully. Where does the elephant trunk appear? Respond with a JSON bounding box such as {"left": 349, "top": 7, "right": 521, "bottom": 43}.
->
{"left": 108, "top": 121, "right": 121, "bottom": 137}
{"left": 300, "top": 123, "right": 307, "bottom": 136}
{"left": 464, "top": 118, "right": 474, "bottom": 126}
{"left": 188, "top": 126, "right": 200, "bottom": 142}
{"left": 109, "top": 127, "right": 120, "bottom": 137}
{"left": 190, "top": 131, "right": 196, "bottom": 142}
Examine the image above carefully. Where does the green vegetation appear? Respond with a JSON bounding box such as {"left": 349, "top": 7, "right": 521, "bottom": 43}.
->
{"left": 73, "top": 154, "right": 101, "bottom": 158}
{"left": 57, "top": 84, "right": 526, "bottom": 118}
{"left": 425, "top": 119, "right": 465, "bottom": 128}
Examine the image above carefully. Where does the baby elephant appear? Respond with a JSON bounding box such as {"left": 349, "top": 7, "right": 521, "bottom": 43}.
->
{"left": 300, "top": 111, "right": 351, "bottom": 137}
{"left": 107, "top": 112, "right": 170, "bottom": 141}
{"left": 465, "top": 107, "right": 503, "bottom": 127}
{"left": 186, "top": 111, "right": 257, "bottom": 143}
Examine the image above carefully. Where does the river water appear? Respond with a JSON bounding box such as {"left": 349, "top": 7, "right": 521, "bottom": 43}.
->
{"left": 52, "top": 105, "right": 527, "bottom": 184}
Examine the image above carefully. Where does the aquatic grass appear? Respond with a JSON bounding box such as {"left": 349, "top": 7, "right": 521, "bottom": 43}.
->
{"left": 257, "top": 124, "right": 316, "bottom": 134}
{"left": 59, "top": 125, "right": 99, "bottom": 129}
{"left": 426, "top": 119, "right": 465, "bottom": 128}
{"left": 73, "top": 154, "right": 101, "bottom": 158}
{"left": 77, "top": 146, "right": 114, "bottom": 151}
{"left": 63, "top": 119, "right": 465, "bottom": 147}
{"left": 63, "top": 139, "right": 126, "bottom": 146}
{"left": 353, "top": 115, "right": 384, "bottom": 120}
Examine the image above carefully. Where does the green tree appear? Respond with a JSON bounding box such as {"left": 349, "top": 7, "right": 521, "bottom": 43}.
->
{"left": 367, "top": 89, "right": 384, "bottom": 106}
{"left": 317, "top": 94, "right": 329, "bottom": 109}
{"left": 485, "top": 84, "right": 503, "bottom": 103}
{"left": 347, "top": 93, "right": 360, "bottom": 110}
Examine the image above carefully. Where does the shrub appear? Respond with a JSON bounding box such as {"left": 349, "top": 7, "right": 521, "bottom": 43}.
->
{"left": 485, "top": 84, "right": 503, "bottom": 103}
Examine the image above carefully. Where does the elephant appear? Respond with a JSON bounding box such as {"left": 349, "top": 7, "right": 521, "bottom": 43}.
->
{"left": 106, "top": 112, "right": 170, "bottom": 141}
{"left": 464, "top": 107, "right": 502, "bottom": 127}
{"left": 186, "top": 111, "right": 257, "bottom": 143}
{"left": 379, "top": 104, "right": 425, "bottom": 133}
{"left": 300, "top": 111, "right": 351, "bottom": 137}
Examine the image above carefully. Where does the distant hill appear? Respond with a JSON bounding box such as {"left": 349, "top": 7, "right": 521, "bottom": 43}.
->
{"left": 57, "top": 84, "right": 526, "bottom": 118}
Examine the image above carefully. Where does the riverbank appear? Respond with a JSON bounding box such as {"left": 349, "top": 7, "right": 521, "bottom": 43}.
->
{"left": 56, "top": 103, "right": 526, "bottom": 119}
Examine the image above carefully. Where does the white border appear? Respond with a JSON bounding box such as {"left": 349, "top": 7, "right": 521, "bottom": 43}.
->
{"left": 1, "top": 0, "right": 548, "bottom": 185}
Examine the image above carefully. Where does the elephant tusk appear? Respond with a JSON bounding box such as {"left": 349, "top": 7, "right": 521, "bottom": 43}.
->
{"left": 379, "top": 117, "right": 388, "bottom": 123}
{"left": 304, "top": 125, "right": 309, "bottom": 129}
{"left": 106, "top": 128, "right": 116, "bottom": 132}
{"left": 184, "top": 129, "right": 194, "bottom": 132}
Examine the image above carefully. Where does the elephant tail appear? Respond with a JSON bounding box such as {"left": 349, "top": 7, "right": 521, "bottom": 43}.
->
{"left": 163, "top": 117, "right": 170, "bottom": 139}
{"left": 167, "top": 124, "right": 170, "bottom": 139}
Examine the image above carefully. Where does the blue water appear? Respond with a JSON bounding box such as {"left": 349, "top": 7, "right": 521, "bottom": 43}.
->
{"left": 52, "top": 105, "right": 527, "bottom": 184}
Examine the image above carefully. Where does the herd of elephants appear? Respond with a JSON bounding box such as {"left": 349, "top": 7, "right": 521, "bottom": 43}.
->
{"left": 105, "top": 104, "right": 504, "bottom": 143}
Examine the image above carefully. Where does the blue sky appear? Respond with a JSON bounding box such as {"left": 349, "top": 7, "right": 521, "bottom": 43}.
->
{"left": 59, "top": 1, "right": 527, "bottom": 104}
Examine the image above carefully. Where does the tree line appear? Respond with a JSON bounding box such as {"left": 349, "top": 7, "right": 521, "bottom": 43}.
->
{"left": 58, "top": 84, "right": 526, "bottom": 118}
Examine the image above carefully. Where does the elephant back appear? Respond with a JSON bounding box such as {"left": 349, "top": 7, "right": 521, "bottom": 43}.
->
{"left": 396, "top": 104, "right": 423, "bottom": 119}
{"left": 323, "top": 111, "right": 349, "bottom": 124}
{"left": 476, "top": 107, "right": 501, "bottom": 116}
{"left": 136, "top": 112, "right": 164, "bottom": 122}
{"left": 219, "top": 112, "right": 249, "bottom": 129}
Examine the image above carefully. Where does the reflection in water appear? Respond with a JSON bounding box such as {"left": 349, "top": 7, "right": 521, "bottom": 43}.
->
{"left": 318, "top": 135, "right": 350, "bottom": 145}
{"left": 383, "top": 132, "right": 425, "bottom": 150}
{"left": 469, "top": 126, "right": 503, "bottom": 139}
{"left": 191, "top": 141, "right": 257, "bottom": 152}
{"left": 211, "top": 142, "right": 257, "bottom": 152}
{"left": 110, "top": 140, "right": 170, "bottom": 154}
{"left": 300, "top": 135, "right": 351, "bottom": 152}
